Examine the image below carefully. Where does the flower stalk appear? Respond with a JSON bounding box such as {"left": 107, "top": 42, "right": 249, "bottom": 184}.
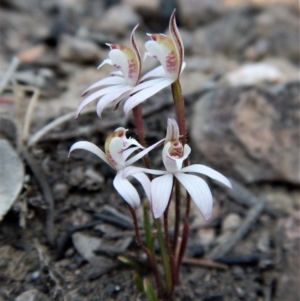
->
{"left": 127, "top": 205, "right": 162, "bottom": 297}
{"left": 154, "top": 218, "right": 172, "bottom": 297}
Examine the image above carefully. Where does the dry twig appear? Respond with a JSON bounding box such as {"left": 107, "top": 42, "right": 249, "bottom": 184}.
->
{"left": 206, "top": 179, "right": 266, "bottom": 260}
{"left": 182, "top": 257, "right": 228, "bottom": 270}
{"left": 22, "top": 149, "right": 55, "bottom": 246}
{"left": 34, "top": 239, "right": 66, "bottom": 300}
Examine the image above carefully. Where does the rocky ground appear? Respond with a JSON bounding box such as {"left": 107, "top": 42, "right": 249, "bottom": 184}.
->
{"left": 0, "top": 0, "right": 299, "bottom": 300}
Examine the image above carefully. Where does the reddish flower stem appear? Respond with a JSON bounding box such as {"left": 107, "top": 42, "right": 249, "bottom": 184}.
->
{"left": 163, "top": 197, "right": 178, "bottom": 289}
{"left": 132, "top": 105, "right": 152, "bottom": 172}
{"left": 127, "top": 205, "right": 162, "bottom": 297}
{"left": 176, "top": 193, "right": 190, "bottom": 272}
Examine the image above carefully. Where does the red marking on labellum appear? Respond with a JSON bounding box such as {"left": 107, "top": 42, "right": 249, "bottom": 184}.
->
{"left": 106, "top": 150, "right": 117, "bottom": 167}
{"left": 166, "top": 50, "right": 177, "bottom": 73}
{"left": 151, "top": 35, "right": 157, "bottom": 41}
{"left": 128, "top": 59, "right": 136, "bottom": 79}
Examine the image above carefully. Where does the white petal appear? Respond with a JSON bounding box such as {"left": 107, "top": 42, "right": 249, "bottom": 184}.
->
{"left": 180, "top": 165, "right": 232, "bottom": 188}
{"left": 175, "top": 173, "right": 213, "bottom": 220}
{"left": 113, "top": 172, "right": 140, "bottom": 209}
{"left": 81, "top": 76, "right": 126, "bottom": 96}
{"left": 112, "top": 90, "right": 131, "bottom": 111}
{"left": 151, "top": 174, "right": 173, "bottom": 219}
{"left": 123, "top": 78, "right": 173, "bottom": 115}
{"left": 125, "top": 138, "right": 165, "bottom": 167}
{"left": 140, "top": 66, "right": 166, "bottom": 81}
{"left": 123, "top": 166, "right": 167, "bottom": 178}
{"left": 109, "top": 49, "right": 129, "bottom": 83}
{"left": 131, "top": 78, "right": 166, "bottom": 94}
{"left": 130, "top": 171, "right": 151, "bottom": 201}
{"left": 76, "top": 85, "right": 125, "bottom": 117}
{"left": 96, "top": 86, "right": 132, "bottom": 118}
{"left": 97, "top": 58, "right": 112, "bottom": 69}
{"left": 123, "top": 147, "right": 140, "bottom": 161}
{"left": 69, "top": 141, "right": 113, "bottom": 168}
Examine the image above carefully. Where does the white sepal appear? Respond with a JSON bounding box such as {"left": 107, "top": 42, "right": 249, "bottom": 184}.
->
{"left": 175, "top": 173, "right": 213, "bottom": 220}
{"left": 124, "top": 78, "right": 173, "bottom": 115}
{"left": 113, "top": 171, "right": 141, "bottom": 209}
{"left": 180, "top": 165, "right": 232, "bottom": 188}
{"left": 69, "top": 141, "right": 113, "bottom": 168}
{"left": 151, "top": 173, "right": 173, "bottom": 219}
{"left": 125, "top": 138, "right": 165, "bottom": 167}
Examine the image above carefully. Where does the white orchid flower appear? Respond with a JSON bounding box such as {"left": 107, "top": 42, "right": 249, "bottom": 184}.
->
{"left": 124, "top": 118, "right": 232, "bottom": 219}
{"left": 76, "top": 25, "right": 145, "bottom": 118}
{"left": 69, "top": 127, "right": 164, "bottom": 209}
{"left": 123, "top": 10, "right": 186, "bottom": 115}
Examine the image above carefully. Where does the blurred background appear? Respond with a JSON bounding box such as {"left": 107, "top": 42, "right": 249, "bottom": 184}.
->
{"left": 0, "top": 0, "right": 299, "bottom": 300}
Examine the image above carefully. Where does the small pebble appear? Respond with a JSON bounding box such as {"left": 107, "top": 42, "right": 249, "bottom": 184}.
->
{"left": 31, "top": 271, "right": 40, "bottom": 280}
{"left": 222, "top": 213, "right": 242, "bottom": 232}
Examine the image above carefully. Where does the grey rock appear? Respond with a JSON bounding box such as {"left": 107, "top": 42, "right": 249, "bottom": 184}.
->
{"left": 191, "top": 9, "right": 254, "bottom": 57}
{"left": 122, "top": 0, "right": 160, "bottom": 16}
{"left": 69, "top": 166, "right": 85, "bottom": 186}
{"left": 72, "top": 232, "right": 114, "bottom": 267}
{"left": 58, "top": 35, "right": 101, "bottom": 64}
{"left": 15, "top": 290, "right": 50, "bottom": 301}
{"left": 276, "top": 212, "right": 300, "bottom": 301}
{"left": 96, "top": 4, "right": 141, "bottom": 36}
{"left": 0, "top": 139, "right": 24, "bottom": 221}
{"left": 84, "top": 168, "right": 104, "bottom": 191}
{"left": 53, "top": 182, "right": 69, "bottom": 201}
{"left": 191, "top": 6, "right": 299, "bottom": 62}
{"left": 191, "top": 83, "right": 300, "bottom": 183}
{"left": 178, "top": 0, "right": 224, "bottom": 29}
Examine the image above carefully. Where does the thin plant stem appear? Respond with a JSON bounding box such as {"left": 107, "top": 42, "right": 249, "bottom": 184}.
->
{"left": 127, "top": 205, "right": 162, "bottom": 297}
{"left": 155, "top": 218, "right": 172, "bottom": 299}
{"left": 176, "top": 193, "right": 191, "bottom": 274}
{"left": 163, "top": 197, "right": 178, "bottom": 288}
{"left": 132, "top": 104, "right": 151, "bottom": 171}
{"left": 172, "top": 178, "right": 181, "bottom": 253}
{"left": 143, "top": 203, "right": 155, "bottom": 253}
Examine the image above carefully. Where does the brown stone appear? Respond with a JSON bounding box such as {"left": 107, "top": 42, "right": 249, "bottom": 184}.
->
{"left": 190, "top": 83, "right": 300, "bottom": 183}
